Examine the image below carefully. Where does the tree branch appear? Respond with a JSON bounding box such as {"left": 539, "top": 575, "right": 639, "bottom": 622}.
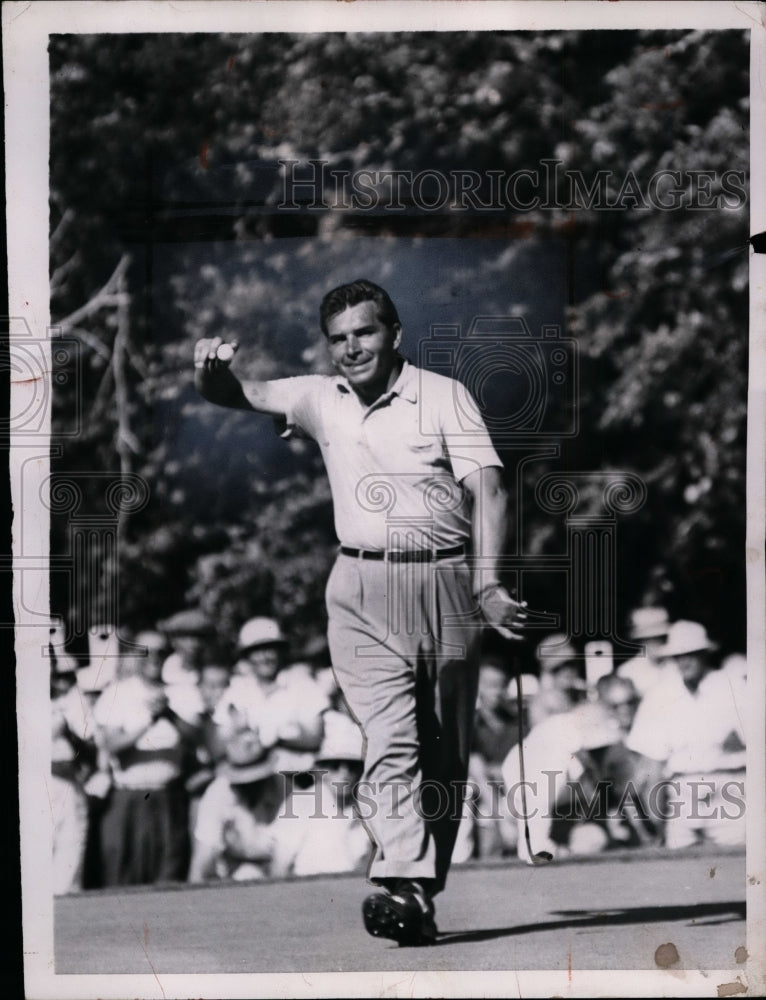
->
{"left": 53, "top": 254, "right": 131, "bottom": 331}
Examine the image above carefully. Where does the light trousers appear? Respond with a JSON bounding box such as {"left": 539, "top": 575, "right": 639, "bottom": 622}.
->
{"left": 326, "top": 553, "right": 481, "bottom": 894}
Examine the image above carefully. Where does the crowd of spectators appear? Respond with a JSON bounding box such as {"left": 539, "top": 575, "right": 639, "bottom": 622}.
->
{"left": 49, "top": 604, "right": 747, "bottom": 894}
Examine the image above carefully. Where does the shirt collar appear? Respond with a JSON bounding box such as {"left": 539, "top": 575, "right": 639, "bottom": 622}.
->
{"left": 335, "top": 358, "right": 418, "bottom": 404}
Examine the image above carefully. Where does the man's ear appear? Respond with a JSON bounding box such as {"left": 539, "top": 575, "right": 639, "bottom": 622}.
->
{"left": 392, "top": 323, "right": 403, "bottom": 350}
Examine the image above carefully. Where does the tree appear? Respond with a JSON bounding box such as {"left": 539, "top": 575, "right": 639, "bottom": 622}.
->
{"left": 48, "top": 28, "right": 749, "bottom": 654}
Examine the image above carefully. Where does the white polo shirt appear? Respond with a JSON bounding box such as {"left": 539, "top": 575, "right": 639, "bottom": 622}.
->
{"left": 625, "top": 667, "right": 746, "bottom": 776}
{"left": 93, "top": 676, "right": 184, "bottom": 790}
{"left": 268, "top": 361, "right": 502, "bottom": 550}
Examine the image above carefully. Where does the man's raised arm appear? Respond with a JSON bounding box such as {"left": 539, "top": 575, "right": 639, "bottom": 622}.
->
{"left": 193, "top": 337, "right": 287, "bottom": 415}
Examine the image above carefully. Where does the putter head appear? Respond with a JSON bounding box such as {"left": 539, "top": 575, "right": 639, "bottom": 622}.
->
{"left": 529, "top": 850, "right": 554, "bottom": 866}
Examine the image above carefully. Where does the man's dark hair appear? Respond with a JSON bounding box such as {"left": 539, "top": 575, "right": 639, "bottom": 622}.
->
{"left": 319, "top": 279, "right": 401, "bottom": 336}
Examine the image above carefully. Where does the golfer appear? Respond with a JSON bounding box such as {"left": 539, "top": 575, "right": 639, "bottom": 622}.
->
{"left": 194, "top": 278, "right": 525, "bottom": 945}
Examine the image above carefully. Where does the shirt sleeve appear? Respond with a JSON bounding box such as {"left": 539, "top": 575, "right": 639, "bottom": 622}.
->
{"left": 438, "top": 378, "right": 503, "bottom": 482}
{"left": 263, "top": 375, "right": 325, "bottom": 441}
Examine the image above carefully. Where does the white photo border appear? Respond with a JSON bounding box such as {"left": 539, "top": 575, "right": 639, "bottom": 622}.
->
{"left": 4, "top": 2, "right": 765, "bottom": 997}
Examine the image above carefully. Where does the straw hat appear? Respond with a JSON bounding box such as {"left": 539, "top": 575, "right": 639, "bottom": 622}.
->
{"left": 658, "top": 620, "right": 716, "bottom": 659}
{"left": 236, "top": 617, "right": 286, "bottom": 655}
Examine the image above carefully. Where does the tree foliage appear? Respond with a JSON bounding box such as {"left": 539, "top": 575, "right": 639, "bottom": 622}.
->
{"left": 49, "top": 29, "right": 749, "bottom": 657}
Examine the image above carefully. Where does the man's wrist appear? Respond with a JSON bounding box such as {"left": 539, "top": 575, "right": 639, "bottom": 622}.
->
{"left": 473, "top": 580, "right": 502, "bottom": 599}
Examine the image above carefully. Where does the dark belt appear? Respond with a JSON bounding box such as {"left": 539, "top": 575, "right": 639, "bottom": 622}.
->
{"left": 339, "top": 544, "right": 465, "bottom": 563}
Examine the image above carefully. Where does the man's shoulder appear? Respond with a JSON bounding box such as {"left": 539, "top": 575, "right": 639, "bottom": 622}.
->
{"left": 411, "top": 364, "right": 465, "bottom": 396}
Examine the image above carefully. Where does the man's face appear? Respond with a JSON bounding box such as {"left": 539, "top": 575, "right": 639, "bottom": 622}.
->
{"left": 139, "top": 649, "right": 165, "bottom": 684}
{"left": 51, "top": 671, "right": 75, "bottom": 699}
{"left": 549, "top": 663, "right": 582, "bottom": 691}
{"left": 199, "top": 666, "right": 230, "bottom": 711}
{"left": 643, "top": 635, "right": 667, "bottom": 662}
{"left": 478, "top": 664, "right": 511, "bottom": 713}
{"left": 674, "top": 651, "right": 709, "bottom": 691}
{"left": 600, "top": 683, "right": 639, "bottom": 734}
{"left": 172, "top": 634, "right": 205, "bottom": 664}
{"left": 325, "top": 300, "right": 402, "bottom": 397}
{"left": 243, "top": 644, "right": 282, "bottom": 682}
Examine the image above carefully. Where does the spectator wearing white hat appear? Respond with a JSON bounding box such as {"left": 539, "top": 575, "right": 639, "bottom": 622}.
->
{"left": 188, "top": 735, "right": 284, "bottom": 882}
{"left": 617, "top": 607, "right": 672, "bottom": 698}
{"left": 271, "top": 710, "right": 370, "bottom": 878}
{"left": 528, "top": 634, "right": 587, "bottom": 729}
{"left": 625, "top": 620, "right": 746, "bottom": 849}
{"left": 213, "top": 617, "right": 329, "bottom": 775}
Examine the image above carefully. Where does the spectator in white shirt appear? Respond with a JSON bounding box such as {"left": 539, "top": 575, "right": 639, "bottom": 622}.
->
{"left": 625, "top": 621, "right": 746, "bottom": 849}
{"left": 214, "top": 617, "right": 328, "bottom": 775}
{"left": 617, "top": 606, "right": 672, "bottom": 698}
{"left": 93, "top": 631, "right": 193, "bottom": 885}
{"left": 188, "top": 733, "right": 283, "bottom": 882}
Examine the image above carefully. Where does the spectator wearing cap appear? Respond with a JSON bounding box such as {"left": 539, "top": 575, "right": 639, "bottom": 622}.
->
{"left": 92, "top": 630, "right": 192, "bottom": 885}
{"left": 625, "top": 620, "right": 746, "bottom": 849}
{"left": 528, "top": 634, "right": 587, "bottom": 729}
{"left": 213, "top": 617, "right": 329, "bottom": 775}
{"left": 188, "top": 734, "right": 284, "bottom": 882}
{"left": 617, "top": 607, "right": 672, "bottom": 698}
{"left": 271, "top": 710, "right": 371, "bottom": 878}
{"left": 158, "top": 609, "right": 214, "bottom": 724}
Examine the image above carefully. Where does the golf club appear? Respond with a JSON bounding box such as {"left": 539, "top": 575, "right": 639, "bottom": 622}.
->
{"left": 514, "top": 668, "right": 553, "bottom": 866}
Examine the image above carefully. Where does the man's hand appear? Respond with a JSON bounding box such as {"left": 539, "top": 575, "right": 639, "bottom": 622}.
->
{"left": 477, "top": 583, "right": 527, "bottom": 641}
{"left": 194, "top": 337, "right": 238, "bottom": 371}
{"left": 193, "top": 337, "right": 257, "bottom": 411}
